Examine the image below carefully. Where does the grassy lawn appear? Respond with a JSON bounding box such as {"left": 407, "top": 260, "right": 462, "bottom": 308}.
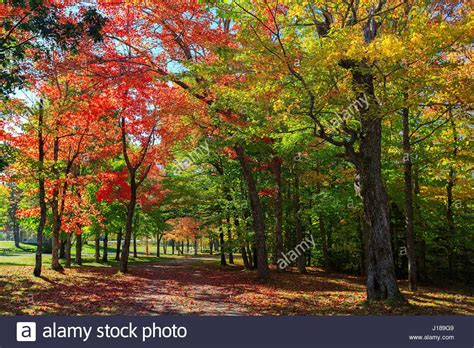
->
{"left": 0, "top": 240, "right": 210, "bottom": 267}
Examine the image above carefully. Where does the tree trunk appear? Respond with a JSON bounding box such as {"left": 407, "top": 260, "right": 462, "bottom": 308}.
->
{"left": 163, "top": 238, "right": 167, "bottom": 255}
{"left": 51, "top": 137, "right": 63, "bottom": 272}
{"left": 75, "top": 233, "right": 82, "bottom": 266}
{"left": 102, "top": 230, "right": 108, "bottom": 263}
{"left": 59, "top": 238, "right": 66, "bottom": 259}
{"left": 252, "top": 243, "right": 258, "bottom": 270}
{"left": 194, "top": 238, "right": 198, "bottom": 256}
{"left": 293, "top": 164, "right": 307, "bottom": 273}
{"left": 320, "top": 216, "right": 329, "bottom": 269}
{"left": 339, "top": 59, "right": 402, "bottom": 302}
{"left": 219, "top": 225, "right": 227, "bottom": 266}
{"left": 171, "top": 239, "right": 175, "bottom": 255}
{"left": 115, "top": 229, "right": 122, "bottom": 261}
{"left": 65, "top": 233, "right": 72, "bottom": 268}
{"left": 186, "top": 238, "right": 190, "bottom": 254}
{"left": 120, "top": 182, "right": 137, "bottom": 273}
{"left": 446, "top": 116, "right": 458, "bottom": 279}
{"left": 402, "top": 105, "right": 417, "bottom": 290}
{"left": 246, "top": 243, "right": 254, "bottom": 269}
{"left": 357, "top": 118, "right": 401, "bottom": 301}
{"left": 8, "top": 183, "right": 20, "bottom": 248}
{"left": 34, "top": 102, "right": 46, "bottom": 277}
{"left": 235, "top": 144, "right": 269, "bottom": 280}
{"left": 272, "top": 156, "right": 284, "bottom": 271}
{"left": 226, "top": 215, "right": 234, "bottom": 264}
{"left": 95, "top": 234, "right": 100, "bottom": 263}
{"left": 234, "top": 216, "right": 250, "bottom": 269}
{"left": 145, "top": 235, "right": 149, "bottom": 256}
{"left": 209, "top": 236, "right": 213, "bottom": 255}
{"left": 358, "top": 211, "right": 368, "bottom": 276}
{"left": 157, "top": 233, "right": 162, "bottom": 257}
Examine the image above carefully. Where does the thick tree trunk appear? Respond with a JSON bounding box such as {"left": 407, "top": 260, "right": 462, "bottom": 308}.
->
{"left": 34, "top": 103, "right": 46, "bottom": 277}
{"left": 102, "top": 230, "right": 108, "bottom": 263}
{"left": 219, "top": 225, "right": 227, "bottom": 266}
{"left": 171, "top": 239, "right": 175, "bottom": 255}
{"left": 357, "top": 118, "right": 401, "bottom": 301}
{"left": 75, "top": 234, "right": 82, "bottom": 265}
{"left": 402, "top": 105, "right": 417, "bottom": 290}
{"left": 120, "top": 182, "right": 137, "bottom": 273}
{"left": 235, "top": 144, "right": 269, "bottom": 280}
{"left": 115, "top": 229, "right": 122, "bottom": 261}
{"left": 293, "top": 164, "right": 307, "bottom": 273}
{"left": 272, "top": 157, "right": 284, "bottom": 271}
{"left": 65, "top": 233, "right": 72, "bottom": 268}
{"left": 339, "top": 59, "right": 402, "bottom": 302}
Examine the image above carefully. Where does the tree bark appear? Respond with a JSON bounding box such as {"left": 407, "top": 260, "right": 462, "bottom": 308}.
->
{"left": 95, "top": 234, "right": 100, "bottom": 263}
{"left": 272, "top": 156, "right": 284, "bottom": 271}
{"left": 102, "top": 230, "right": 108, "bottom": 263}
{"left": 34, "top": 101, "right": 46, "bottom": 277}
{"left": 194, "top": 237, "right": 198, "bottom": 256}
{"left": 156, "top": 233, "right": 162, "bottom": 257}
{"left": 163, "top": 238, "right": 167, "bottom": 255}
{"left": 8, "top": 183, "right": 20, "bottom": 248}
{"left": 234, "top": 216, "right": 250, "bottom": 269}
{"left": 65, "top": 233, "right": 72, "bottom": 268}
{"left": 59, "top": 239, "right": 66, "bottom": 259}
{"left": 320, "top": 216, "right": 329, "bottom": 269}
{"left": 226, "top": 215, "right": 234, "bottom": 264}
{"left": 219, "top": 225, "right": 227, "bottom": 265}
{"left": 293, "top": 163, "right": 307, "bottom": 273}
{"left": 75, "top": 233, "right": 82, "bottom": 266}
{"left": 339, "top": 59, "right": 402, "bottom": 302}
{"left": 115, "top": 229, "right": 122, "bottom": 261}
{"left": 235, "top": 144, "right": 269, "bottom": 280}
{"left": 246, "top": 243, "right": 254, "bottom": 269}
{"left": 120, "top": 181, "right": 137, "bottom": 273}
{"left": 446, "top": 116, "right": 458, "bottom": 278}
{"left": 51, "top": 137, "right": 63, "bottom": 272}
{"left": 402, "top": 105, "right": 417, "bottom": 290}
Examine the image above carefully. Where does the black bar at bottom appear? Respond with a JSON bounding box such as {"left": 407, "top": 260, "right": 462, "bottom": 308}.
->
{"left": 1, "top": 316, "right": 472, "bottom": 347}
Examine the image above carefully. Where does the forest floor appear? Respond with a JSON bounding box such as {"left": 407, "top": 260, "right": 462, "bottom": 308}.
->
{"left": 0, "top": 255, "right": 472, "bottom": 316}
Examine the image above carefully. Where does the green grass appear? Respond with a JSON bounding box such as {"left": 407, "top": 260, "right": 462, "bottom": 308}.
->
{"left": 0, "top": 241, "right": 36, "bottom": 253}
